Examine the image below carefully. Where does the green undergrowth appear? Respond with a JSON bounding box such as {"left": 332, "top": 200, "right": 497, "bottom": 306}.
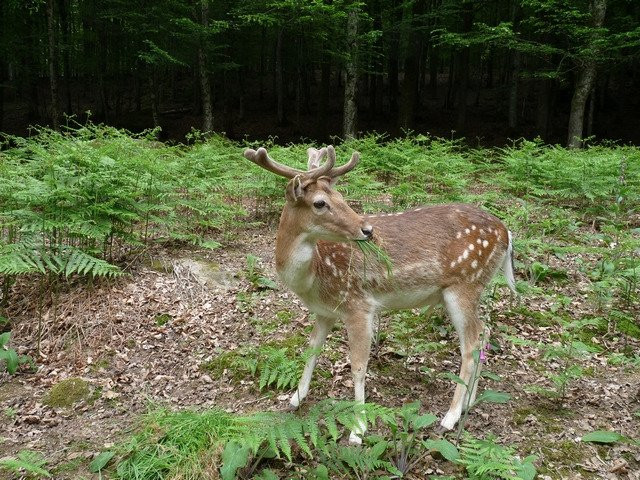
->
{"left": 106, "top": 401, "right": 536, "bottom": 480}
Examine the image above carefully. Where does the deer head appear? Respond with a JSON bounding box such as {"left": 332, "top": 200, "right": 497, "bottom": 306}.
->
{"left": 243, "top": 145, "right": 373, "bottom": 242}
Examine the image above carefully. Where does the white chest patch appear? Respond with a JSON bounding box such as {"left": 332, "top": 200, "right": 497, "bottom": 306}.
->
{"left": 279, "top": 237, "right": 316, "bottom": 294}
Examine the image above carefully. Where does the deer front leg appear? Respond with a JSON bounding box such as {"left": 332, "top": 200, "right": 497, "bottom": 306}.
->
{"left": 345, "top": 310, "right": 374, "bottom": 445}
{"left": 289, "top": 316, "right": 335, "bottom": 409}
{"left": 441, "top": 287, "right": 485, "bottom": 431}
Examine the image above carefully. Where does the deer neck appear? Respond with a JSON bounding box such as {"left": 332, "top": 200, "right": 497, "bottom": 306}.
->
{"left": 275, "top": 207, "right": 318, "bottom": 294}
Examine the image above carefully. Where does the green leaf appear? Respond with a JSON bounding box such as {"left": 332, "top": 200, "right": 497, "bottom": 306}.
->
{"left": 472, "top": 390, "right": 511, "bottom": 405}
{"left": 481, "top": 371, "right": 502, "bottom": 381}
{"left": 442, "top": 372, "right": 467, "bottom": 386}
{"left": 424, "top": 438, "right": 460, "bottom": 462}
{"left": 89, "top": 451, "right": 115, "bottom": 473}
{"left": 201, "top": 240, "right": 222, "bottom": 250}
{"left": 0, "top": 332, "right": 10, "bottom": 348}
{"left": 0, "top": 349, "right": 19, "bottom": 374}
{"left": 581, "top": 430, "right": 626, "bottom": 444}
{"left": 220, "top": 441, "right": 251, "bottom": 480}
{"left": 257, "top": 276, "right": 278, "bottom": 290}
{"left": 412, "top": 413, "right": 438, "bottom": 430}
{"left": 313, "top": 464, "right": 330, "bottom": 480}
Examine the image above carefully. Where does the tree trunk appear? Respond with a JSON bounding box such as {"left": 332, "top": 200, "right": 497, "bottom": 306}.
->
{"left": 317, "top": 54, "right": 331, "bottom": 140}
{"left": 198, "top": 0, "right": 214, "bottom": 133}
{"left": 398, "top": 1, "right": 422, "bottom": 130}
{"left": 567, "top": 0, "right": 606, "bottom": 148}
{"left": 536, "top": 77, "right": 551, "bottom": 140}
{"left": 455, "top": 2, "right": 473, "bottom": 133}
{"left": 149, "top": 70, "right": 160, "bottom": 128}
{"left": 275, "top": 28, "right": 285, "bottom": 126}
{"left": 58, "top": 0, "right": 72, "bottom": 115}
{"left": 508, "top": 51, "right": 520, "bottom": 129}
{"left": 46, "top": 0, "right": 60, "bottom": 130}
{"left": 343, "top": 8, "right": 359, "bottom": 138}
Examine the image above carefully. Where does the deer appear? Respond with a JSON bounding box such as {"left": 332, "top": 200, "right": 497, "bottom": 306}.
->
{"left": 243, "top": 145, "right": 516, "bottom": 444}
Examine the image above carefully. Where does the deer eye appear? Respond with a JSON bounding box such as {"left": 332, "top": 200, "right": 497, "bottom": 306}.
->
{"left": 313, "top": 200, "right": 326, "bottom": 209}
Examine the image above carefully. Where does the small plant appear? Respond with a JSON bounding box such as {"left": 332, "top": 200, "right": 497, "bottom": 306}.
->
{"left": 244, "top": 254, "right": 278, "bottom": 290}
{"left": 456, "top": 433, "right": 537, "bottom": 480}
{"left": 0, "top": 332, "right": 32, "bottom": 375}
{"left": 0, "top": 450, "right": 52, "bottom": 478}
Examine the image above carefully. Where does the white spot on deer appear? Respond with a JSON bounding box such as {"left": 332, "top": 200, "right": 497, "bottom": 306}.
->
{"left": 457, "top": 255, "right": 463, "bottom": 263}
{"left": 494, "top": 230, "right": 499, "bottom": 237}
{"left": 478, "top": 249, "right": 482, "bottom": 256}
{"left": 471, "top": 260, "right": 478, "bottom": 269}
{"left": 463, "top": 249, "right": 469, "bottom": 259}
{"left": 461, "top": 268, "right": 467, "bottom": 276}
{"left": 468, "top": 244, "right": 474, "bottom": 251}
{"left": 488, "top": 227, "right": 493, "bottom": 233}
{"left": 465, "top": 228, "right": 470, "bottom": 234}
{"left": 456, "top": 231, "right": 462, "bottom": 239}
{"left": 471, "top": 225, "right": 476, "bottom": 230}
{"left": 325, "top": 257, "right": 332, "bottom": 266}
{"left": 482, "top": 240, "right": 489, "bottom": 248}
{"left": 395, "top": 212, "right": 404, "bottom": 216}
{"left": 450, "top": 261, "right": 456, "bottom": 268}
{"left": 476, "top": 238, "right": 482, "bottom": 244}
{"left": 480, "top": 229, "right": 485, "bottom": 235}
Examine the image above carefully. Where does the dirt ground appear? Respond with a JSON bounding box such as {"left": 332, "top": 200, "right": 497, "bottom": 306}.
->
{"left": 1, "top": 226, "right": 639, "bottom": 479}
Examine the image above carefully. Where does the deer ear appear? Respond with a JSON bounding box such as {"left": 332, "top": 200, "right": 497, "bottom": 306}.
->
{"left": 285, "top": 175, "right": 304, "bottom": 203}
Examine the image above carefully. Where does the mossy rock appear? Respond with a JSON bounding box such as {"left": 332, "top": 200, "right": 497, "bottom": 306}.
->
{"left": 44, "top": 378, "right": 91, "bottom": 408}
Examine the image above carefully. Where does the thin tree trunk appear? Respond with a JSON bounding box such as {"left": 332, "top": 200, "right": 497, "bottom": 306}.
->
{"left": 275, "top": 28, "right": 285, "bottom": 126}
{"left": 46, "top": 0, "right": 60, "bottom": 130}
{"left": 343, "top": 8, "right": 359, "bottom": 138}
{"left": 586, "top": 87, "right": 595, "bottom": 137}
{"left": 508, "top": 51, "right": 520, "bottom": 129}
{"left": 58, "top": 0, "right": 72, "bottom": 115}
{"left": 567, "top": 0, "right": 606, "bottom": 148}
{"left": 198, "top": 0, "right": 213, "bottom": 132}
{"left": 455, "top": 2, "right": 473, "bottom": 132}
{"left": 318, "top": 54, "right": 331, "bottom": 140}
{"left": 149, "top": 70, "right": 160, "bottom": 128}
{"left": 536, "top": 77, "right": 551, "bottom": 140}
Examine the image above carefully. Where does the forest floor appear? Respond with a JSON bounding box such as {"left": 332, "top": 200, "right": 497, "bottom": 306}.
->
{"left": 1, "top": 223, "right": 639, "bottom": 480}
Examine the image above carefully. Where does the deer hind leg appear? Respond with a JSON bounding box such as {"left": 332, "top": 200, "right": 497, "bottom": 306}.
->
{"left": 289, "top": 316, "right": 335, "bottom": 409}
{"left": 441, "top": 286, "right": 486, "bottom": 431}
{"left": 345, "top": 309, "right": 375, "bottom": 445}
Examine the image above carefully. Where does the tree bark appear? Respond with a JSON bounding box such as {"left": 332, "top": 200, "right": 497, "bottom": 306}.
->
{"left": 46, "top": 0, "right": 60, "bottom": 130}
{"left": 58, "top": 0, "right": 72, "bottom": 115}
{"left": 508, "top": 51, "right": 520, "bottom": 129}
{"left": 275, "top": 28, "right": 285, "bottom": 126}
{"left": 343, "top": 8, "right": 359, "bottom": 138}
{"left": 455, "top": 1, "right": 473, "bottom": 133}
{"left": 398, "top": 1, "right": 421, "bottom": 130}
{"left": 198, "top": 0, "right": 214, "bottom": 133}
{"left": 318, "top": 54, "right": 331, "bottom": 140}
{"left": 536, "top": 77, "right": 551, "bottom": 140}
{"left": 567, "top": 0, "right": 606, "bottom": 148}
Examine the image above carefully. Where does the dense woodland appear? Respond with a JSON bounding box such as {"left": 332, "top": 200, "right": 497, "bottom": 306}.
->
{"left": 1, "top": 0, "right": 639, "bottom": 145}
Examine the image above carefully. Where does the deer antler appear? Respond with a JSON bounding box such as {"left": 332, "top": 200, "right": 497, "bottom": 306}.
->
{"left": 244, "top": 147, "right": 334, "bottom": 179}
{"left": 326, "top": 145, "right": 360, "bottom": 178}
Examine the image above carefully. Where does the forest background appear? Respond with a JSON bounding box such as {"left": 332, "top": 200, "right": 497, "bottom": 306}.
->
{"left": 1, "top": 0, "right": 639, "bottom": 147}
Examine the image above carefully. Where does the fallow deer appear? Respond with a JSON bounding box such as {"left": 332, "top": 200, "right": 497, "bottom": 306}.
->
{"left": 243, "top": 145, "right": 516, "bottom": 444}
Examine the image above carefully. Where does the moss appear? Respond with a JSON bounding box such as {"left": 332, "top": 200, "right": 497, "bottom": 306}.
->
{"left": 275, "top": 309, "right": 293, "bottom": 324}
{"left": 201, "top": 351, "right": 243, "bottom": 378}
{"left": 44, "top": 378, "right": 91, "bottom": 408}
{"left": 155, "top": 313, "right": 172, "bottom": 326}
{"left": 144, "top": 258, "right": 174, "bottom": 273}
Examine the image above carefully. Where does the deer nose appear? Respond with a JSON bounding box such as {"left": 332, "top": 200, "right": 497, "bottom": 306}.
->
{"left": 361, "top": 225, "right": 373, "bottom": 238}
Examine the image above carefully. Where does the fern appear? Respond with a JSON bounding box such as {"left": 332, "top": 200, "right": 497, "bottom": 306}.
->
{"left": 456, "top": 433, "right": 537, "bottom": 480}
{"left": 0, "top": 450, "right": 52, "bottom": 478}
